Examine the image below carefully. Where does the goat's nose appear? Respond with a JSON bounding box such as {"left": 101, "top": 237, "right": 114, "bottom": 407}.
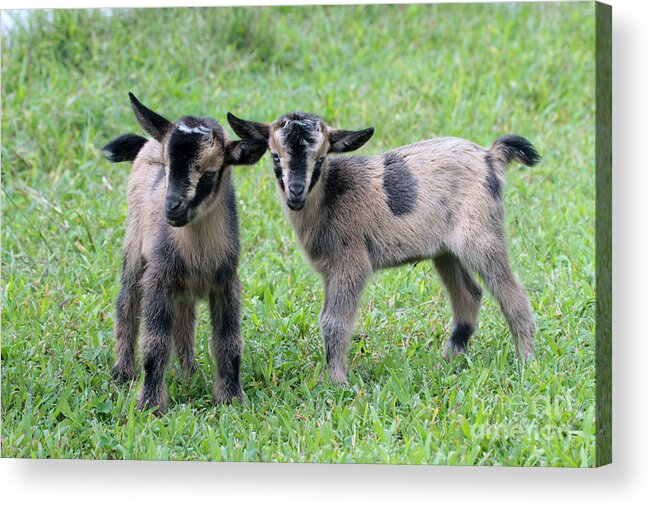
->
{"left": 288, "top": 182, "right": 305, "bottom": 199}
{"left": 166, "top": 197, "right": 184, "bottom": 214}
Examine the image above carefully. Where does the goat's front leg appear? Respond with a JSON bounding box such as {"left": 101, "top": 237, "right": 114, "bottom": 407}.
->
{"left": 137, "top": 282, "right": 175, "bottom": 415}
{"left": 111, "top": 255, "right": 143, "bottom": 383}
{"left": 320, "top": 263, "right": 370, "bottom": 384}
{"left": 209, "top": 273, "right": 243, "bottom": 405}
{"left": 173, "top": 300, "right": 197, "bottom": 378}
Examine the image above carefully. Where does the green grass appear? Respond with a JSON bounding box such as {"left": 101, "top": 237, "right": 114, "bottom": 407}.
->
{"left": 1, "top": 3, "right": 596, "bottom": 465}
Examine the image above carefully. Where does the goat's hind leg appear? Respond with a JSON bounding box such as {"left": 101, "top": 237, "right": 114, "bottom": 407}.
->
{"left": 111, "top": 256, "right": 143, "bottom": 383}
{"left": 433, "top": 252, "right": 483, "bottom": 360}
{"left": 465, "top": 246, "right": 536, "bottom": 360}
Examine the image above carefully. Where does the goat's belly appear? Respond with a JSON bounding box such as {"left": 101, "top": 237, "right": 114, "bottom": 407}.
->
{"left": 364, "top": 232, "right": 440, "bottom": 270}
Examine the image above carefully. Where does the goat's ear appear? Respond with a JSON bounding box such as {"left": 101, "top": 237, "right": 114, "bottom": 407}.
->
{"left": 227, "top": 113, "right": 270, "bottom": 143}
{"left": 328, "top": 127, "right": 375, "bottom": 153}
{"left": 129, "top": 92, "right": 172, "bottom": 142}
{"left": 226, "top": 140, "right": 268, "bottom": 166}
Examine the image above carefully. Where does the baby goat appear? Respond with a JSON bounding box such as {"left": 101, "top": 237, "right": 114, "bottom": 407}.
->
{"left": 228, "top": 111, "right": 539, "bottom": 383}
{"left": 102, "top": 93, "right": 265, "bottom": 414}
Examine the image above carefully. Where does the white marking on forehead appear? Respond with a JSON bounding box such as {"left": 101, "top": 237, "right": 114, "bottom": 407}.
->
{"left": 287, "top": 118, "right": 317, "bottom": 128}
{"left": 177, "top": 122, "right": 211, "bottom": 135}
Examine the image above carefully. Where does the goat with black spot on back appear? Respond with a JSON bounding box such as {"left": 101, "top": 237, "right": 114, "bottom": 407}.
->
{"left": 228, "top": 111, "right": 540, "bottom": 383}
{"left": 102, "top": 93, "right": 266, "bottom": 414}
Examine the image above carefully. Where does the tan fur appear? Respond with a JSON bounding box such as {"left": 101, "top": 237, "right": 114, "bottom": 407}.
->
{"left": 290, "top": 138, "right": 498, "bottom": 271}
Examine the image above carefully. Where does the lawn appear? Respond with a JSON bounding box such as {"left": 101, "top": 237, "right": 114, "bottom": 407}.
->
{"left": 1, "top": 3, "right": 596, "bottom": 465}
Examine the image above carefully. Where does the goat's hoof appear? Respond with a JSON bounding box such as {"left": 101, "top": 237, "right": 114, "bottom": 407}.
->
{"left": 327, "top": 370, "right": 349, "bottom": 385}
{"left": 137, "top": 390, "right": 168, "bottom": 416}
{"left": 518, "top": 348, "right": 536, "bottom": 363}
{"left": 442, "top": 341, "right": 466, "bottom": 362}
{"left": 111, "top": 362, "right": 136, "bottom": 384}
{"left": 181, "top": 359, "right": 199, "bottom": 379}
{"left": 214, "top": 383, "right": 243, "bottom": 406}
{"left": 136, "top": 401, "right": 166, "bottom": 416}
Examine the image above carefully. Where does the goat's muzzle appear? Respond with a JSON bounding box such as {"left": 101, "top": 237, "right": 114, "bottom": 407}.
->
{"left": 286, "top": 199, "right": 305, "bottom": 211}
{"left": 286, "top": 181, "right": 306, "bottom": 210}
{"left": 165, "top": 196, "right": 189, "bottom": 227}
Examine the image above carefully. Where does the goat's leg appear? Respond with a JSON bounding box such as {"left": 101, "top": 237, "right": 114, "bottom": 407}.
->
{"left": 209, "top": 274, "right": 243, "bottom": 404}
{"left": 433, "top": 252, "right": 483, "bottom": 360}
{"left": 463, "top": 245, "right": 536, "bottom": 360}
{"left": 320, "top": 264, "right": 370, "bottom": 384}
{"left": 173, "top": 300, "right": 197, "bottom": 378}
{"left": 111, "top": 256, "right": 143, "bottom": 383}
{"left": 137, "top": 282, "right": 175, "bottom": 415}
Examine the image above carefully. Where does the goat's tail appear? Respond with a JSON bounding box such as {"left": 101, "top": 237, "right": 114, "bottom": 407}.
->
{"left": 489, "top": 135, "right": 541, "bottom": 168}
{"left": 101, "top": 133, "right": 148, "bottom": 163}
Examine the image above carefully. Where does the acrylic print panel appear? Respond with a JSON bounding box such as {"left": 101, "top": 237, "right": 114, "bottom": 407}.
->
{"left": 0, "top": 1, "right": 611, "bottom": 466}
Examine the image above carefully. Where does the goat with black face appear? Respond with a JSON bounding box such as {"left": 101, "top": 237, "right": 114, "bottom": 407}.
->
{"left": 102, "top": 93, "right": 266, "bottom": 414}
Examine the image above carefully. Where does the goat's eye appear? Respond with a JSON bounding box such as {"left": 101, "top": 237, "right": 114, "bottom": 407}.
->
{"left": 272, "top": 153, "right": 280, "bottom": 163}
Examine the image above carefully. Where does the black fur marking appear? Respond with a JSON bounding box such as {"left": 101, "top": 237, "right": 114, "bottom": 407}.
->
{"left": 143, "top": 293, "right": 174, "bottom": 345}
{"left": 151, "top": 227, "right": 187, "bottom": 290}
{"left": 273, "top": 158, "right": 285, "bottom": 192}
{"left": 167, "top": 130, "right": 202, "bottom": 196}
{"left": 382, "top": 152, "right": 418, "bottom": 216}
{"left": 140, "top": 277, "right": 175, "bottom": 404}
{"left": 322, "top": 157, "right": 362, "bottom": 205}
{"left": 493, "top": 135, "right": 541, "bottom": 166}
{"left": 484, "top": 154, "right": 502, "bottom": 201}
{"left": 167, "top": 118, "right": 222, "bottom": 189}
{"left": 305, "top": 157, "right": 369, "bottom": 261}
{"left": 188, "top": 170, "right": 216, "bottom": 209}
{"left": 102, "top": 133, "right": 148, "bottom": 163}
{"left": 309, "top": 158, "right": 324, "bottom": 192}
{"left": 450, "top": 322, "right": 475, "bottom": 349}
{"left": 210, "top": 284, "right": 241, "bottom": 350}
{"left": 282, "top": 115, "right": 319, "bottom": 187}
{"left": 231, "top": 355, "right": 241, "bottom": 380}
{"left": 213, "top": 262, "right": 236, "bottom": 286}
